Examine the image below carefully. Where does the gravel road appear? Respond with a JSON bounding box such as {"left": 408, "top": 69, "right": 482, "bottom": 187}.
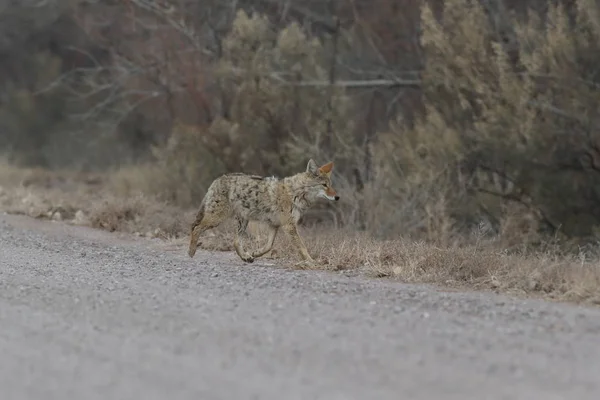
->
{"left": 1, "top": 213, "right": 600, "bottom": 400}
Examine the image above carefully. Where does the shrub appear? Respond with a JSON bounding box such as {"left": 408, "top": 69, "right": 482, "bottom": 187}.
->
{"left": 374, "top": 0, "right": 600, "bottom": 244}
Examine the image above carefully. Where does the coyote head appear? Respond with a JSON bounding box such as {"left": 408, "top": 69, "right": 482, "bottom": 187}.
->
{"left": 303, "top": 159, "right": 340, "bottom": 202}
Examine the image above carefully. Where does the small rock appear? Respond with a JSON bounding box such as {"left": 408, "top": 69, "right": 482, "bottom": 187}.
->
{"left": 490, "top": 277, "right": 501, "bottom": 289}
{"left": 73, "top": 210, "right": 87, "bottom": 225}
{"left": 28, "top": 207, "right": 43, "bottom": 218}
{"left": 527, "top": 270, "right": 542, "bottom": 291}
{"left": 51, "top": 212, "right": 62, "bottom": 221}
{"left": 527, "top": 277, "right": 540, "bottom": 291}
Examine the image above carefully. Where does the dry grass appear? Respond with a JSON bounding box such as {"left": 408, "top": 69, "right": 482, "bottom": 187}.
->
{"left": 1, "top": 161, "right": 600, "bottom": 306}
{"left": 0, "top": 161, "right": 190, "bottom": 240}
{"left": 261, "top": 226, "right": 600, "bottom": 304}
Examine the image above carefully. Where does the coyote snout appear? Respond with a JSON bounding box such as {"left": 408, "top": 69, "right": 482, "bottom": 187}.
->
{"left": 188, "top": 159, "right": 339, "bottom": 264}
{"left": 318, "top": 186, "right": 339, "bottom": 202}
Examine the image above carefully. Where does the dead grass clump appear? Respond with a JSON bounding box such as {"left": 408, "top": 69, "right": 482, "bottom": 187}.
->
{"left": 88, "top": 195, "right": 146, "bottom": 232}
{"left": 381, "top": 242, "right": 600, "bottom": 304}
{"left": 88, "top": 194, "right": 189, "bottom": 238}
{"left": 0, "top": 184, "right": 90, "bottom": 223}
{"left": 500, "top": 252, "right": 600, "bottom": 304}
{"left": 295, "top": 233, "right": 511, "bottom": 285}
{"left": 305, "top": 230, "right": 398, "bottom": 272}
{"left": 267, "top": 227, "right": 600, "bottom": 304}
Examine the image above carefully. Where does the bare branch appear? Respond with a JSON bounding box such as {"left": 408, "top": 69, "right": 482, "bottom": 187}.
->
{"left": 280, "top": 78, "right": 422, "bottom": 88}
{"left": 242, "top": 0, "right": 337, "bottom": 31}
{"left": 477, "top": 187, "right": 559, "bottom": 233}
{"left": 127, "top": 0, "right": 214, "bottom": 57}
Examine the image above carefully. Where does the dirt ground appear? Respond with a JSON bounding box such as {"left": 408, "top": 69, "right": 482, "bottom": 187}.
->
{"left": 1, "top": 212, "right": 600, "bottom": 399}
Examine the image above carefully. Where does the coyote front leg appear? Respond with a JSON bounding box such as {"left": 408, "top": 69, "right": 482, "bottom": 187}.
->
{"left": 283, "top": 223, "right": 314, "bottom": 262}
{"left": 251, "top": 225, "right": 278, "bottom": 259}
{"left": 233, "top": 218, "right": 254, "bottom": 263}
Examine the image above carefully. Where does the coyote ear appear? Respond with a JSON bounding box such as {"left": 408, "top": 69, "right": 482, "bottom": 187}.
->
{"left": 306, "top": 159, "right": 319, "bottom": 175}
{"left": 318, "top": 161, "right": 334, "bottom": 176}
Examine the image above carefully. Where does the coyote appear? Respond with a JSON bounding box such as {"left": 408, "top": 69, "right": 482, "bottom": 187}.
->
{"left": 188, "top": 159, "right": 339, "bottom": 264}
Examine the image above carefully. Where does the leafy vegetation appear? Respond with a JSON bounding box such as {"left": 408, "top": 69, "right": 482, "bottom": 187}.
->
{"left": 3, "top": 1, "right": 600, "bottom": 299}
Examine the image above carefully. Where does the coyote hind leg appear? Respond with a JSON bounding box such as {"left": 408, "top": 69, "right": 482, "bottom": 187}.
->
{"left": 251, "top": 225, "right": 278, "bottom": 259}
{"left": 188, "top": 202, "right": 228, "bottom": 258}
{"left": 233, "top": 218, "right": 254, "bottom": 263}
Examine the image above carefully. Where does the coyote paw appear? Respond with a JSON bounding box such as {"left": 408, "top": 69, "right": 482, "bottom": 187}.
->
{"left": 188, "top": 242, "right": 202, "bottom": 258}
{"left": 241, "top": 255, "right": 255, "bottom": 263}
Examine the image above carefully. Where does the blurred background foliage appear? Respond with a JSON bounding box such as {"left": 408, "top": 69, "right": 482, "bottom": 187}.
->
{"left": 2, "top": 0, "right": 600, "bottom": 247}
